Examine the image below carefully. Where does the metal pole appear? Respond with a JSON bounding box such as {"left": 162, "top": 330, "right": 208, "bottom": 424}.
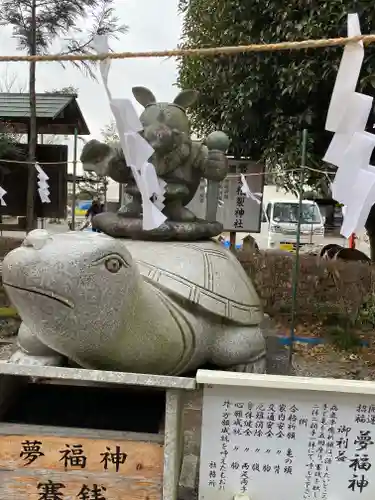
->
{"left": 229, "top": 231, "right": 236, "bottom": 251}
{"left": 119, "top": 182, "right": 124, "bottom": 211}
{"left": 71, "top": 127, "right": 78, "bottom": 230}
{"left": 205, "top": 180, "right": 220, "bottom": 221}
{"left": 104, "top": 178, "right": 108, "bottom": 210}
{"left": 288, "top": 128, "right": 307, "bottom": 368}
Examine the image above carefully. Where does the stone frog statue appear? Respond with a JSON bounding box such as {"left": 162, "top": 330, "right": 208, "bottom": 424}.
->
{"left": 3, "top": 230, "right": 266, "bottom": 375}
{"left": 81, "top": 87, "right": 230, "bottom": 223}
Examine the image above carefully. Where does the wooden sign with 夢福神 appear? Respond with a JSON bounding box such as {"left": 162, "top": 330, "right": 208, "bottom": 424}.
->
{"left": 0, "top": 431, "right": 164, "bottom": 499}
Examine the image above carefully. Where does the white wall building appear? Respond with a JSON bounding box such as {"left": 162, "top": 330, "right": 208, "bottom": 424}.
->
{"left": 262, "top": 185, "right": 298, "bottom": 205}
{"left": 106, "top": 180, "right": 121, "bottom": 203}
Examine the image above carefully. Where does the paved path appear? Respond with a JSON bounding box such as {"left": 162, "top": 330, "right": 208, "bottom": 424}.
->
{"left": 0, "top": 220, "right": 371, "bottom": 257}
{"left": 225, "top": 230, "right": 371, "bottom": 256}
{"left": 0, "top": 220, "right": 79, "bottom": 240}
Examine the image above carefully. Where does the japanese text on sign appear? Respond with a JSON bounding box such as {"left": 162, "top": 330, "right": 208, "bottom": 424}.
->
{"left": 20, "top": 441, "right": 128, "bottom": 472}
{"left": 233, "top": 166, "right": 247, "bottom": 230}
{"left": 186, "top": 161, "right": 264, "bottom": 233}
{"left": 18, "top": 441, "right": 130, "bottom": 499}
{"left": 199, "top": 385, "right": 375, "bottom": 500}
{"left": 0, "top": 434, "right": 163, "bottom": 500}
{"left": 37, "top": 480, "right": 107, "bottom": 500}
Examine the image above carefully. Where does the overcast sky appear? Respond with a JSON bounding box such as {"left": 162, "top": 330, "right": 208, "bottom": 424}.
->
{"left": 0, "top": 0, "right": 182, "bottom": 177}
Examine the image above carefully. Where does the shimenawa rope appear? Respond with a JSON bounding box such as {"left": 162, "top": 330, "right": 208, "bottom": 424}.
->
{"left": 0, "top": 34, "right": 374, "bottom": 63}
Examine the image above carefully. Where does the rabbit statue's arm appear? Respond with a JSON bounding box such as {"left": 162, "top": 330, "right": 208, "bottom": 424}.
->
{"left": 80, "top": 139, "right": 133, "bottom": 184}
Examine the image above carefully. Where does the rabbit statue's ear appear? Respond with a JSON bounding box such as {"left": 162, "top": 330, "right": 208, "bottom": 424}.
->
{"left": 132, "top": 86, "right": 157, "bottom": 107}
{"left": 173, "top": 90, "right": 199, "bottom": 109}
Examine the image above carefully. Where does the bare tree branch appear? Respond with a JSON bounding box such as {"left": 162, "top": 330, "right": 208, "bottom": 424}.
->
{"left": 0, "top": 0, "right": 127, "bottom": 67}
{"left": 0, "top": 65, "right": 27, "bottom": 93}
{"left": 0, "top": 0, "right": 127, "bottom": 228}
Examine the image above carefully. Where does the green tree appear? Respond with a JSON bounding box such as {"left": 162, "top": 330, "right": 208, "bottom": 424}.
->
{"left": 0, "top": 67, "right": 27, "bottom": 146}
{"left": 78, "top": 119, "right": 118, "bottom": 200}
{"left": 178, "top": 1, "right": 375, "bottom": 253}
{"left": 79, "top": 171, "right": 107, "bottom": 200}
{"left": 0, "top": 0, "right": 127, "bottom": 232}
{"left": 101, "top": 120, "right": 119, "bottom": 144}
{"left": 42, "top": 86, "right": 81, "bottom": 144}
{"left": 0, "top": 68, "right": 27, "bottom": 161}
{"left": 0, "top": 74, "right": 79, "bottom": 145}
{"left": 0, "top": 132, "right": 23, "bottom": 160}
{"left": 50, "top": 86, "right": 79, "bottom": 95}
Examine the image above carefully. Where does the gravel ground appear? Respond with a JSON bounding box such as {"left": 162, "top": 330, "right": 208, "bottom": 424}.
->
{"left": 1, "top": 336, "right": 373, "bottom": 380}
{"left": 0, "top": 341, "right": 15, "bottom": 360}
{"left": 292, "top": 342, "right": 375, "bottom": 380}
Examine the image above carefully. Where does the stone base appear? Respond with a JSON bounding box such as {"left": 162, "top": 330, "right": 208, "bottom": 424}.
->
{"left": 93, "top": 212, "right": 223, "bottom": 241}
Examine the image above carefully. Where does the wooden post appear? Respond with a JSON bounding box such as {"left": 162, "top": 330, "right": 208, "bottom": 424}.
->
{"left": 229, "top": 231, "right": 236, "bottom": 251}
{"left": 71, "top": 128, "right": 78, "bottom": 230}
{"left": 26, "top": 0, "right": 37, "bottom": 234}
{"left": 348, "top": 233, "right": 356, "bottom": 249}
{"left": 119, "top": 183, "right": 125, "bottom": 213}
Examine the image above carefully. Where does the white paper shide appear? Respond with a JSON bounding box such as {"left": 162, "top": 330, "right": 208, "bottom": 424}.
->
{"left": 0, "top": 185, "right": 6, "bottom": 206}
{"left": 92, "top": 35, "right": 166, "bottom": 231}
{"left": 324, "top": 13, "right": 375, "bottom": 237}
{"left": 35, "top": 164, "right": 50, "bottom": 204}
{"left": 240, "top": 174, "right": 261, "bottom": 204}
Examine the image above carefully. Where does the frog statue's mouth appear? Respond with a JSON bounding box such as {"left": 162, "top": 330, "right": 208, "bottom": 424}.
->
{"left": 2, "top": 230, "right": 76, "bottom": 312}
{"left": 3, "top": 283, "right": 74, "bottom": 309}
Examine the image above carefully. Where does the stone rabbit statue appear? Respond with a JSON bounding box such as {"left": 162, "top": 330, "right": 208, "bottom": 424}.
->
{"left": 81, "top": 87, "right": 230, "bottom": 223}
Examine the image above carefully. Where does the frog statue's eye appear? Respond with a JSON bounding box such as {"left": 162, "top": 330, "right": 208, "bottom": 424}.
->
{"left": 105, "top": 257, "right": 123, "bottom": 273}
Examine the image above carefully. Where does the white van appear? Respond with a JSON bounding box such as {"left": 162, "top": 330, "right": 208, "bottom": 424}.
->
{"left": 262, "top": 199, "right": 325, "bottom": 250}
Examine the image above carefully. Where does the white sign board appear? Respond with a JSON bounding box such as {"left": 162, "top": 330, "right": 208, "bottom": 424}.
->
{"left": 187, "top": 160, "right": 264, "bottom": 233}
{"left": 198, "top": 371, "right": 375, "bottom": 500}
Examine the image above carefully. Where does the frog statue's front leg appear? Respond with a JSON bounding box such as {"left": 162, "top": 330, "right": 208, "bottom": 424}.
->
{"left": 80, "top": 139, "right": 142, "bottom": 217}
{"left": 9, "top": 323, "right": 65, "bottom": 367}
